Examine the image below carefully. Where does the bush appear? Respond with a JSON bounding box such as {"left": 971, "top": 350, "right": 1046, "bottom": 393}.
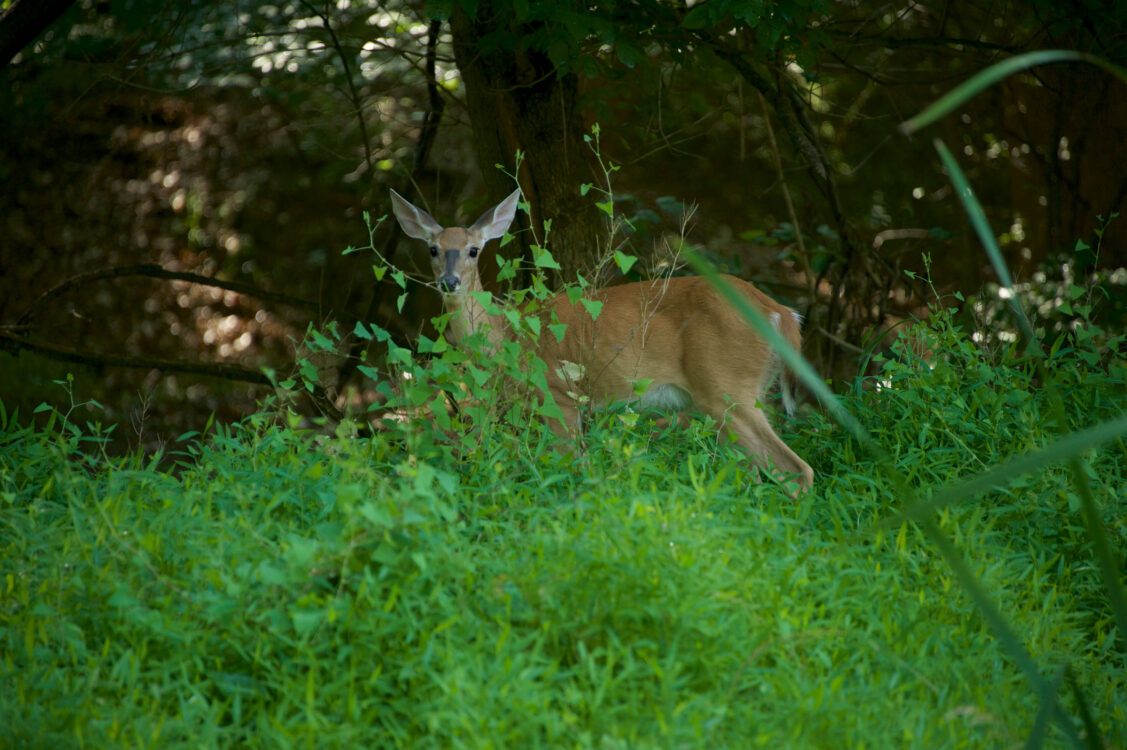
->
{"left": 1, "top": 300, "right": 1125, "bottom": 748}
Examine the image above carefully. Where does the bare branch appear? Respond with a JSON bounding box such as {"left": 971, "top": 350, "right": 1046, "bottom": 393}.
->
{"left": 835, "top": 33, "right": 1023, "bottom": 55}
{"left": 17, "top": 263, "right": 327, "bottom": 327}
{"left": 0, "top": 328, "right": 272, "bottom": 385}
{"left": 338, "top": 17, "right": 447, "bottom": 392}
{"left": 299, "top": 0, "right": 375, "bottom": 180}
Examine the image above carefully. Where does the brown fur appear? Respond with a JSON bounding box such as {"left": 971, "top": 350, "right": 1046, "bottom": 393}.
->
{"left": 391, "top": 189, "right": 813, "bottom": 491}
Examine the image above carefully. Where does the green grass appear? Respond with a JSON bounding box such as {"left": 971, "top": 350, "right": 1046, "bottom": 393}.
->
{"left": 1, "top": 307, "right": 1125, "bottom": 748}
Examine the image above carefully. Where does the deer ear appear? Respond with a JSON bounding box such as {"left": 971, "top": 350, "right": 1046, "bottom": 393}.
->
{"left": 469, "top": 189, "right": 521, "bottom": 243}
{"left": 390, "top": 189, "right": 444, "bottom": 241}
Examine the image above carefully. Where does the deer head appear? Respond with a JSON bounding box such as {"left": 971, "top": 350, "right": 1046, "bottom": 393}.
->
{"left": 390, "top": 188, "right": 521, "bottom": 294}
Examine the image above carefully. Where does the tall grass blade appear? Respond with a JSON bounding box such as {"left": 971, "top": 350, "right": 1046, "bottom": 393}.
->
{"left": 900, "top": 50, "right": 1127, "bottom": 135}
{"left": 933, "top": 138, "right": 1042, "bottom": 354}
{"left": 1065, "top": 665, "right": 1107, "bottom": 750}
{"left": 883, "top": 414, "right": 1127, "bottom": 527}
{"left": 689, "top": 252, "right": 1093, "bottom": 743}
{"left": 920, "top": 518, "right": 1084, "bottom": 748}
{"left": 900, "top": 46, "right": 1127, "bottom": 736}
{"left": 684, "top": 250, "right": 872, "bottom": 449}
{"left": 1024, "top": 665, "right": 1065, "bottom": 750}
{"left": 1067, "top": 456, "right": 1127, "bottom": 656}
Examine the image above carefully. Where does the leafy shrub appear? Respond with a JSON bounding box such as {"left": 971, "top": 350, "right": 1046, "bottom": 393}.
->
{"left": 2, "top": 292, "right": 1124, "bottom": 747}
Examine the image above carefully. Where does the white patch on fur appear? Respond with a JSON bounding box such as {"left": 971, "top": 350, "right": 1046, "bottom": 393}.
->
{"left": 637, "top": 383, "right": 694, "bottom": 412}
{"left": 781, "top": 380, "right": 796, "bottom": 417}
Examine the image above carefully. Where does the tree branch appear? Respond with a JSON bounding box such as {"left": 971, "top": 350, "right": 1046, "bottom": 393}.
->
{"left": 758, "top": 91, "right": 815, "bottom": 305}
{"left": 699, "top": 30, "right": 884, "bottom": 374}
{"left": 336, "top": 17, "right": 447, "bottom": 391}
{"left": 415, "top": 18, "right": 446, "bottom": 177}
{"left": 300, "top": 0, "right": 375, "bottom": 180}
{"left": 0, "top": 328, "right": 272, "bottom": 385}
{"left": 16, "top": 263, "right": 327, "bottom": 327}
{"left": 705, "top": 39, "right": 832, "bottom": 185}
{"left": 831, "top": 32, "right": 1023, "bottom": 55}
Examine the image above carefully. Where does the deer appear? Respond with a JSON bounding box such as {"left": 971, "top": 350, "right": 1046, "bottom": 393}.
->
{"left": 390, "top": 188, "right": 814, "bottom": 492}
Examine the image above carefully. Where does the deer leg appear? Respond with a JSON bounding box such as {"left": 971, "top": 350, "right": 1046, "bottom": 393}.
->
{"left": 730, "top": 404, "right": 813, "bottom": 491}
{"left": 697, "top": 397, "right": 813, "bottom": 492}
{"left": 542, "top": 386, "right": 586, "bottom": 456}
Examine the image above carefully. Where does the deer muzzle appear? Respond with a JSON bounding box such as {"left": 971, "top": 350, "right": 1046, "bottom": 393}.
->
{"left": 439, "top": 250, "right": 461, "bottom": 292}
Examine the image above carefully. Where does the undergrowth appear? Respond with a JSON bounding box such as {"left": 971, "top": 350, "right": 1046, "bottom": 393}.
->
{"left": 5, "top": 53, "right": 1126, "bottom": 750}
{"left": 1, "top": 297, "right": 1124, "bottom": 749}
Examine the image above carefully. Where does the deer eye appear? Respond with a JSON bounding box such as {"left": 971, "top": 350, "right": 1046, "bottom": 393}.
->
{"left": 428, "top": 245, "right": 439, "bottom": 258}
{"left": 468, "top": 246, "right": 480, "bottom": 258}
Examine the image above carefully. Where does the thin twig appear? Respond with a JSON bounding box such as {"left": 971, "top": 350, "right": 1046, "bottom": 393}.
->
{"left": 0, "top": 329, "right": 273, "bottom": 385}
{"left": 336, "top": 18, "right": 447, "bottom": 391}
{"left": 758, "top": 91, "right": 815, "bottom": 304}
{"left": 301, "top": 0, "right": 375, "bottom": 179}
{"left": 16, "top": 263, "right": 325, "bottom": 327}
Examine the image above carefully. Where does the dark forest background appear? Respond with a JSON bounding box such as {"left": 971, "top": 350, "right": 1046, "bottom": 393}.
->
{"left": 2, "top": 0, "right": 1125, "bottom": 454}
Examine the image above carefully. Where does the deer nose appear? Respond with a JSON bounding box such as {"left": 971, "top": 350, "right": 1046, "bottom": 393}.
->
{"left": 439, "top": 250, "right": 462, "bottom": 292}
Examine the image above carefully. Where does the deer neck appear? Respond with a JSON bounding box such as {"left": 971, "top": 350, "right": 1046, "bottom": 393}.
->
{"left": 442, "top": 277, "right": 507, "bottom": 348}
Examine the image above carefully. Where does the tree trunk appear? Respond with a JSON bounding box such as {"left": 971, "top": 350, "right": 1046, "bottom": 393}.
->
{"left": 450, "top": 2, "right": 602, "bottom": 281}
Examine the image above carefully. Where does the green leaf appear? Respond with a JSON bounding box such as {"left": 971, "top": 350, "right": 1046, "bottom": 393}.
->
{"left": 417, "top": 334, "right": 438, "bottom": 354}
{"left": 469, "top": 290, "right": 495, "bottom": 312}
{"left": 580, "top": 298, "right": 603, "bottom": 319}
{"left": 534, "top": 249, "right": 561, "bottom": 270}
{"left": 631, "top": 378, "right": 654, "bottom": 396}
{"left": 388, "top": 343, "right": 413, "bottom": 366}
{"left": 309, "top": 330, "right": 333, "bottom": 351}
{"left": 290, "top": 608, "right": 324, "bottom": 637}
{"left": 432, "top": 397, "right": 451, "bottom": 431}
{"left": 496, "top": 256, "right": 518, "bottom": 282}
{"left": 901, "top": 50, "right": 1127, "bottom": 134}
{"left": 613, "top": 251, "right": 638, "bottom": 275}
{"left": 681, "top": 4, "right": 714, "bottom": 29}
{"left": 353, "top": 321, "right": 373, "bottom": 340}
{"left": 655, "top": 196, "right": 683, "bottom": 215}
{"left": 615, "top": 41, "right": 644, "bottom": 69}
{"left": 546, "top": 39, "right": 571, "bottom": 66}
{"left": 357, "top": 365, "right": 382, "bottom": 383}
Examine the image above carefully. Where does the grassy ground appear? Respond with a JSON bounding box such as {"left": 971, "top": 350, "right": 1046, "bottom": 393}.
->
{"left": 2, "top": 309, "right": 1125, "bottom": 748}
